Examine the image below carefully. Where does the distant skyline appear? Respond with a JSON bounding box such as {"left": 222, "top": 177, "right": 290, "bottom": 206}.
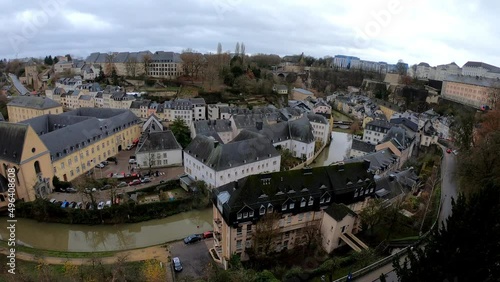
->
{"left": 1, "top": 0, "right": 499, "bottom": 67}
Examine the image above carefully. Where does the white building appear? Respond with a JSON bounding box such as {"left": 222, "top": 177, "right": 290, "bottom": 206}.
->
{"left": 163, "top": 98, "right": 206, "bottom": 127}
{"left": 363, "top": 120, "right": 392, "bottom": 145}
{"left": 136, "top": 130, "right": 183, "bottom": 168}
{"left": 307, "top": 113, "right": 330, "bottom": 145}
{"left": 207, "top": 103, "right": 229, "bottom": 120}
{"left": 191, "top": 119, "right": 233, "bottom": 144}
{"left": 183, "top": 132, "right": 281, "bottom": 189}
{"left": 462, "top": 61, "right": 500, "bottom": 79}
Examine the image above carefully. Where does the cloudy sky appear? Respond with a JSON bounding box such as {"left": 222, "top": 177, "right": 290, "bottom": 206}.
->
{"left": 1, "top": 0, "right": 498, "bottom": 67}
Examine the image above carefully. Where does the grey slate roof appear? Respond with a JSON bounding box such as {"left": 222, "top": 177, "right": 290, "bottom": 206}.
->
{"left": 444, "top": 74, "right": 500, "bottom": 88}
{"left": 8, "top": 96, "right": 61, "bottom": 110}
{"left": 374, "top": 168, "right": 419, "bottom": 200}
{"left": 345, "top": 148, "right": 397, "bottom": 173}
{"left": 184, "top": 133, "right": 279, "bottom": 171}
{"left": 463, "top": 61, "right": 500, "bottom": 73}
{"left": 0, "top": 122, "right": 28, "bottom": 164}
{"left": 307, "top": 113, "right": 329, "bottom": 124}
{"left": 78, "top": 95, "right": 92, "bottom": 101}
{"left": 193, "top": 119, "right": 232, "bottom": 134}
{"left": 381, "top": 126, "right": 412, "bottom": 149}
{"left": 212, "top": 161, "right": 375, "bottom": 225}
{"left": 130, "top": 99, "right": 151, "bottom": 109}
{"left": 351, "top": 139, "right": 375, "bottom": 153}
{"left": 151, "top": 51, "right": 182, "bottom": 63}
{"left": 324, "top": 203, "right": 357, "bottom": 221}
{"left": 85, "top": 51, "right": 153, "bottom": 64}
{"left": 21, "top": 108, "right": 140, "bottom": 162}
{"left": 136, "top": 130, "right": 181, "bottom": 153}
{"left": 367, "top": 119, "right": 392, "bottom": 130}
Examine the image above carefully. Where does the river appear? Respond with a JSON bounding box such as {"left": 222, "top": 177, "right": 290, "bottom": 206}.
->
{"left": 311, "top": 132, "right": 352, "bottom": 167}
{"left": 0, "top": 208, "right": 213, "bottom": 252}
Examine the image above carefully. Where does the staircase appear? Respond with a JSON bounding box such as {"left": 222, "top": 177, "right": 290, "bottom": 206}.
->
{"left": 344, "top": 232, "right": 369, "bottom": 250}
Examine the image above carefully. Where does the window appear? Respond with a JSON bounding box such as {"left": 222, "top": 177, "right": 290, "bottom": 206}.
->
{"left": 243, "top": 212, "right": 248, "bottom": 218}
{"left": 61, "top": 162, "right": 65, "bottom": 169}
{"left": 247, "top": 224, "right": 252, "bottom": 234}
{"left": 298, "top": 213, "right": 304, "bottom": 221}
{"left": 237, "top": 227, "right": 242, "bottom": 236}
{"left": 249, "top": 210, "right": 254, "bottom": 217}
{"left": 325, "top": 195, "right": 331, "bottom": 203}
{"left": 287, "top": 216, "right": 292, "bottom": 224}
{"left": 308, "top": 196, "right": 314, "bottom": 206}
{"left": 289, "top": 202, "right": 295, "bottom": 209}
{"left": 260, "top": 205, "right": 266, "bottom": 215}
{"left": 237, "top": 213, "right": 242, "bottom": 220}
{"left": 300, "top": 198, "right": 306, "bottom": 207}
{"left": 236, "top": 240, "right": 242, "bottom": 250}
{"left": 320, "top": 197, "right": 325, "bottom": 204}
{"left": 268, "top": 204, "right": 273, "bottom": 213}
{"left": 282, "top": 203, "right": 287, "bottom": 211}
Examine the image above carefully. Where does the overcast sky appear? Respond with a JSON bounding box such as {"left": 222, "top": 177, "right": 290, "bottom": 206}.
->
{"left": 1, "top": 0, "right": 498, "bottom": 67}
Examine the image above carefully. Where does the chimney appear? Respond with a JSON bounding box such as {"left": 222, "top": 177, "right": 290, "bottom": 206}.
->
{"left": 363, "top": 159, "right": 371, "bottom": 170}
{"left": 256, "top": 121, "right": 263, "bottom": 130}
{"left": 389, "top": 173, "right": 396, "bottom": 182}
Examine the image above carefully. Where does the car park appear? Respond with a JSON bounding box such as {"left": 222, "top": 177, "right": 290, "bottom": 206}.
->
{"left": 172, "top": 257, "right": 183, "bottom": 272}
{"left": 69, "top": 202, "right": 77, "bottom": 208}
{"left": 128, "top": 159, "right": 137, "bottom": 164}
{"left": 183, "top": 234, "right": 202, "bottom": 244}
{"left": 97, "top": 201, "right": 105, "bottom": 210}
{"left": 117, "top": 182, "right": 128, "bottom": 188}
{"left": 61, "top": 201, "right": 69, "bottom": 208}
{"left": 129, "top": 179, "right": 141, "bottom": 186}
{"left": 84, "top": 187, "right": 97, "bottom": 193}
{"left": 141, "top": 177, "right": 151, "bottom": 183}
{"left": 101, "top": 161, "right": 109, "bottom": 165}
{"left": 85, "top": 202, "right": 93, "bottom": 210}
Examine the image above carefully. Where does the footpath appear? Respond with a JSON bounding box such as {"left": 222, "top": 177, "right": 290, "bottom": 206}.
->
{"left": 0, "top": 245, "right": 173, "bottom": 281}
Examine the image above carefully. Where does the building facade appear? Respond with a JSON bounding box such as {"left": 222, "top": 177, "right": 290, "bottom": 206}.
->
{"left": 8, "top": 96, "right": 63, "bottom": 123}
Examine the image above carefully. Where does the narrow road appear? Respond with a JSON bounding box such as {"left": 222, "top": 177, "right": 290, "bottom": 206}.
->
{"left": 353, "top": 146, "right": 459, "bottom": 282}
{"left": 438, "top": 149, "right": 459, "bottom": 227}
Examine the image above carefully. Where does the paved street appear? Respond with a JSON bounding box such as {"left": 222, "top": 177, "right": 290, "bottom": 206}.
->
{"left": 439, "top": 149, "right": 459, "bottom": 226}
{"left": 169, "top": 238, "right": 214, "bottom": 280}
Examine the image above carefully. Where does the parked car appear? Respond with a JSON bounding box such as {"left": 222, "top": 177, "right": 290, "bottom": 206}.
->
{"left": 453, "top": 150, "right": 459, "bottom": 155}
{"left": 97, "top": 201, "right": 105, "bottom": 210}
{"left": 101, "top": 161, "right": 109, "bottom": 165}
{"left": 61, "top": 201, "right": 69, "bottom": 208}
{"left": 66, "top": 187, "right": 77, "bottom": 193}
{"left": 128, "top": 159, "right": 137, "bottom": 164}
{"left": 172, "top": 257, "right": 183, "bottom": 272}
{"left": 159, "top": 180, "right": 166, "bottom": 184}
{"left": 141, "top": 177, "right": 151, "bottom": 183}
{"left": 117, "top": 182, "right": 128, "bottom": 188}
{"left": 126, "top": 144, "right": 134, "bottom": 150}
{"left": 76, "top": 202, "right": 83, "bottom": 209}
{"left": 105, "top": 200, "right": 112, "bottom": 208}
{"left": 183, "top": 234, "right": 202, "bottom": 244}
{"left": 129, "top": 179, "right": 141, "bottom": 186}
{"left": 95, "top": 163, "right": 105, "bottom": 169}
{"left": 203, "top": 231, "right": 214, "bottom": 239}
{"left": 100, "top": 184, "right": 112, "bottom": 191}
{"left": 69, "top": 202, "right": 77, "bottom": 208}
{"left": 106, "top": 157, "right": 117, "bottom": 162}
{"left": 85, "top": 202, "right": 93, "bottom": 210}
{"left": 49, "top": 198, "right": 57, "bottom": 204}
{"left": 84, "top": 188, "right": 97, "bottom": 193}
{"left": 446, "top": 148, "right": 452, "bottom": 154}
{"left": 56, "top": 201, "right": 63, "bottom": 206}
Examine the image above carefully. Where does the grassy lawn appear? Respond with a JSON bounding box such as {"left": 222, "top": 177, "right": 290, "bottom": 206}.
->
{"left": 332, "top": 110, "right": 353, "bottom": 122}
{"left": 0, "top": 241, "right": 114, "bottom": 259}
{"left": 161, "top": 187, "right": 189, "bottom": 200}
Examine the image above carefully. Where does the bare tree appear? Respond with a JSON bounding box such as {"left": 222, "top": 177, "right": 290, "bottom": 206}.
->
{"left": 72, "top": 176, "right": 98, "bottom": 209}
{"left": 180, "top": 49, "right": 205, "bottom": 79}
{"left": 252, "top": 212, "right": 281, "bottom": 257}
{"left": 142, "top": 53, "right": 152, "bottom": 77}
{"left": 204, "top": 54, "right": 219, "bottom": 91}
{"left": 125, "top": 57, "right": 138, "bottom": 78}
{"left": 240, "top": 42, "right": 246, "bottom": 64}
{"left": 105, "top": 52, "right": 116, "bottom": 77}
{"left": 235, "top": 42, "right": 240, "bottom": 57}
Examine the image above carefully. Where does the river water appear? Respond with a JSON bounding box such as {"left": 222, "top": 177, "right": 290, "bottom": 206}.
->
{"left": 311, "top": 132, "right": 352, "bottom": 167}
{"left": 0, "top": 208, "right": 213, "bottom": 252}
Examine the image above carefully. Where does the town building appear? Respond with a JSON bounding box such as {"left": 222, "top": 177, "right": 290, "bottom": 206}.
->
{"left": 462, "top": 61, "right": 500, "bottom": 79}
{"left": 312, "top": 99, "right": 332, "bottom": 115}
{"left": 7, "top": 96, "right": 63, "bottom": 123}
{"left": 183, "top": 131, "right": 281, "bottom": 189}
{"left": 363, "top": 120, "right": 392, "bottom": 145}
{"left": 207, "top": 103, "right": 229, "bottom": 120}
{"left": 349, "top": 138, "right": 375, "bottom": 158}
{"left": 0, "top": 122, "right": 54, "bottom": 209}
{"left": 191, "top": 119, "right": 233, "bottom": 144}
{"left": 272, "top": 84, "right": 288, "bottom": 95}
{"left": 136, "top": 130, "right": 182, "bottom": 168}
{"left": 441, "top": 75, "right": 499, "bottom": 108}
{"left": 345, "top": 149, "right": 398, "bottom": 175}
{"left": 148, "top": 51, "right": 183, "bottom": 79}
{"left": 129, "top": 100, "right": 152, "bottom": 119}
{"left": 20, "top": 108, "right": 141, "bottom": 182}
{"left": 85, "top": 51, "right": 153, "bottom": 77}
{"left": 55, "top": 76, "right": 83, "bottom": 91}
{"left": 211, "top": 161, "right": 375, "bottom": 268}
{"left": 54, "top": 60, "right": 73, "bottom": 73}
{"left": 291, "top": 88, "right": 315, "bottom": 101}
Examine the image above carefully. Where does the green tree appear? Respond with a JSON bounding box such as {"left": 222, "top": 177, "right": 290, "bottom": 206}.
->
{"left": 111, "top": 68, "right": 119, "bottom": 85}
{"left": 452, "top": 110, "right": 475, "bottom": 152}
{"left": 394, "top": 184, "right": 500, "bottom": 281}
{"left": 170, "top": 118, "right": 191, "bottom": 148}
{"left": 359, "top": 198, "right": 386, "bottom": 236}
{"left": 65, "top": 54, "right": 72, "bottom": 61}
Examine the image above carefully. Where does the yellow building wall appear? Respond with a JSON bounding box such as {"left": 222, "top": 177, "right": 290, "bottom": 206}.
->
{"left": 52, "top": 124, "right": 141, "bottom": 182}
{"left": 379, "top": 105, "right": 397, "bottom": 121}
{"left": 8, "top": 105, "right": 63, "bottom": 123}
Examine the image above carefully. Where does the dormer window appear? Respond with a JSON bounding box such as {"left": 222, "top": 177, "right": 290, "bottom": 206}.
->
{"left": 268, "top": 204, "right": 273, "bottom": 213}
{"left": 325, "top": 195, "right": 331, "bottom": 203}
{"left": 282, "top": 203, "right": 287, "bottom": 211}
{"left": 243, "top": 212, "right": 248, "bottom": 218}
{"left": 301, "top": 198, "right": 306, "bottom": 207}
{"left": 237, "top": 213, "right": 242, "bottom": 220}
{"left": 320, "top": 197, "right": 325, "bottom": 204}
{"left": 260, "top": 205, "right": 266, "bottom": 215}
{"left": 249, "top": 211, "right": 254, "bottom": 217}
{"left": 308, "top": 196, "right": 314, "bottom": 206}
{"left": 289, "top": 202, "right": 295, "bottom": 209}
